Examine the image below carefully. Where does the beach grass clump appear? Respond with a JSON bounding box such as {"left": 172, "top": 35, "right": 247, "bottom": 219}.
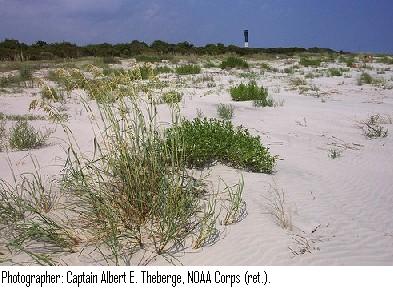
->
{"left": 0, "top": 65, "right": 34, "bottom": 88}
{"left": 300, "top": 57, "right": 321, "bottom": 67}
{"left": 0, "top": 118, "right": 6, "bottom": 151}
{"left": 378, "top": 56, "right": 393, "bottom": 65}
{"left": 358, "top": 72, "right": 374, "bottom": 85}
{"left": 176, "top": 64, "right": 201, "bottom": 75}
{"left": 0, "top": 75, "right": 21, "bottom": 88}
{"left": 328, "top": 68, "right": 343, "bottom": 77}
{"left": 18, "top": 65, "right": 33, "bottom": 82}
{"left": 359, "top": 114, "right": 388, "bottom": 139}
{"left": 193, "top": 196, "right": 219, "bottom": 249}
{"left": 220, "top": 56, "right": 249, "bottom": 69}
{"left": 0, "top": 165, "right": 78, "bottom": 265}
{"left": 9, "top": 120, "right": 51, "bottom": 150}
{"left": 217, "top": 104, "right": 234, "bottom": 120}
{"left": 264, "top": 181, "right": 292, "bottom": 230}
{"left": 230, "top": 81, "right": 272, "bottom": 107}
{"left": 222, "top": 176, "right": 246, "bottom": 225}
{"left": 328, "top": 148, "right": 342, "bottom": 159}
{"left": 0, "top": 112, "right": 45, "bottom": 121}
{"left": 62, "top": 100, "right": 225, "bottom": 263}
{"left": 154, "top": 66, "right": 173, "bottom": 74}
{"left": 166, "top": 118, "right": 276, "bottom": 173}
{"left": 162, "top": 91, "right": 182, "bottom": 104}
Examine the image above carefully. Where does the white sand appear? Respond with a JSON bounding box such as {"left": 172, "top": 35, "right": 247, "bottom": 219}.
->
{"left": 1, "top": 58, "right": 392, "bottom": 265}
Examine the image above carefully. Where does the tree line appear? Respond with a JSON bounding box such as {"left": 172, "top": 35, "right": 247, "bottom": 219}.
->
{"left": 0, "top": 39, "right": 337, "bottom": 61}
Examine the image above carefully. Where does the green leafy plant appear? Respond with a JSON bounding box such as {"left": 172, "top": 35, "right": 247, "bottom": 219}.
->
{"left": 166, "top": 118, "right": 276, "bottom": 173}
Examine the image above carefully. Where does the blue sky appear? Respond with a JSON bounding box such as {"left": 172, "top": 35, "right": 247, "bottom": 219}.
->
{"left": 0, "top": 0, "right": 392, "bottom": 53}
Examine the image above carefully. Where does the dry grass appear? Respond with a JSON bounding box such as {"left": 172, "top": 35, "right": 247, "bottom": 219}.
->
{"left": 264, "top": 180, "right": 292, "bottom": 230}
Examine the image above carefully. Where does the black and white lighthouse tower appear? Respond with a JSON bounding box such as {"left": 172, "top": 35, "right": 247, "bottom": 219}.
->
{"left": 244, "top": 30, "right": 249, "bottom": 48}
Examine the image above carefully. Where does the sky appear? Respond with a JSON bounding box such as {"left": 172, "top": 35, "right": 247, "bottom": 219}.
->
{"left": 0, "top": 0, "right": 392, "bottom": 53}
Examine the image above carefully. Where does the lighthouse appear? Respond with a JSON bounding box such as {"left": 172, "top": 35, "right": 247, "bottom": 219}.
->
{"left": 244, "top": 30, "right": 249, "bottom": 48}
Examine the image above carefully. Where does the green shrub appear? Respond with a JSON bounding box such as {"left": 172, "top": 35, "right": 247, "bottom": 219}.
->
{"left": 166, "top": 118, "right": 276, "bottom": 173}
{"left": 230, "top": 81, "right": 271, "bottom": 107}
{"left": 9, "top": 120, "right": 51, "bottom": 150}
{"left": 162, "top": 91, "right": 182, "bottom": 104}
{"left": 176, "top": 64, "right": 201, "bottom": 75}
{"left": 217, "top": 104, "right": 234, "bottom": 120}
{"left": 220, "top": 56, "right": 249, "bottom": 69}
{"left": 300, "top": 57, "right": 321, "bottom": 67}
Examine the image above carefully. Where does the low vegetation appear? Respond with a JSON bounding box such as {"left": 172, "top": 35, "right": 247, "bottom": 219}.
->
{"left": 300, "top": 57, "right": 321, "bottom": 67}
{"left": 176, "top": 64, "right": 201, "bottom": 75}
{"left": 328, "top": 148, "right": 342, "bottom": 159}
{"left": 217, "top": 104, "right": 234, "bottom": 120}
{"left": 8, "top": 120, "right": 52, "bottom": 150}
{"left": 162, "top": 91, "right": 182, "bottom": 104}
{"left": 230, "top": 81, "right": 273, "bottom": 107}
{"left": 264, "top": 181, "right": 292, "bottom": 230}
{"left": 220, "top": 56, "right": 249, "bottom": 69}
{"left": 166, "top": 118, "right": 276, "bottom": 173}
{"left": 359, "top": 114, "right": 389, "bottom": 139}
{"left": 0, "top": 65, "right": 35, "bottom": 88}
{"left": 41, "top": 86, "right": 63, "bottom": 102}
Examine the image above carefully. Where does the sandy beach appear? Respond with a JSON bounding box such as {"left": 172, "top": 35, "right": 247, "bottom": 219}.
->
{"left": 1, "top": 55, "right": 392, "bottom": 265}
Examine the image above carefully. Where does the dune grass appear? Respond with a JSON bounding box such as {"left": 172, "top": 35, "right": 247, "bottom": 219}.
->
{"left": 217, "top": 103, "right": 234, "bottom": 120}
{"left": 176, "top": 64, "right": 201, "bottom": 75}
{"left": 220, "top": 56, "right": 249, "bottom": 69}
{"left": 230, "top": 81, "right": 273, "bottom": 107}
{"left": 8, "top": 120, "right": 52, "bottom": 151}
{"left": 162, "top": 91, "right": 182, "bottom": 104}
